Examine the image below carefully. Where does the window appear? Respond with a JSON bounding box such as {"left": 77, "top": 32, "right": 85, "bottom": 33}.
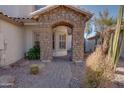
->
{"left": 34, "top": 32, "right": 40, "bottom": 42}
{"left": 59, "top": 34, "right": 66, "bottom": 49}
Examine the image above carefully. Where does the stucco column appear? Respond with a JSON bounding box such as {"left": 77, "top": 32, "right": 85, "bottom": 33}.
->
{"left": 40, "top": 28, "right": 53, "bottom": 62}
{"left": 72, "top": 27, "right": 84, "bottom": 63}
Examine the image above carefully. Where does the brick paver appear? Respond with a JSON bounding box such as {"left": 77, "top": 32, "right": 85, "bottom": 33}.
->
{"left": 0, "top": 60, "right": 74, "bottom": 88}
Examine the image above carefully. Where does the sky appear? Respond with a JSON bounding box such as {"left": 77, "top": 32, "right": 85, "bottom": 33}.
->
{"left": 80, "top": 5, "right": 119, "bottom": 19}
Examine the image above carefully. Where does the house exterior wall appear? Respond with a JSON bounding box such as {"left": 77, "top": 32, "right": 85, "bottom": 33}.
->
{"left": 24, "top": 25, "right": 72, "bottom": 56}
{"left": 24, "top": 26, "right": 41, "bottom": 52}
{"left": 0, "top": 19, "right": 25, "bottom": 66}
{"left": 85, "top": 39, "right": 95, "bottom": 52}
{"left": 25, "top": 28, "right": 34, "bottom": 52}
{"left": 0, "top": 5, "right": 35, "bottom": 17}
{"left": 0, "top": 5, "right": 91, "bottom": 65}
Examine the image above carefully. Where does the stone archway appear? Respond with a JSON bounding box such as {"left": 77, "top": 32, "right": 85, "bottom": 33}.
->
{"left": 35, "top": 5, "right": 91, "bottom": 63}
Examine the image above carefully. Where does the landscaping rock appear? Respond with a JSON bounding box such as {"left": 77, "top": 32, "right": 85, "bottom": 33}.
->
{"left": 0, "top": 75, "right": 16, "bottom": 88}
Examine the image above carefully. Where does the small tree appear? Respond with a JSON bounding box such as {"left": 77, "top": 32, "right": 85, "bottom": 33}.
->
{"left": 95, "top": 9, "right": 116, "bottom": 32}
{"left": 94, "top": 9, "right": 116, "bottom": 45}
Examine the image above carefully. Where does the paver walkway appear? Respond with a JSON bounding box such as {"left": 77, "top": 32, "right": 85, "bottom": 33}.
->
{"left": 0, "top": 59, "right": 84, "bottom": 88}
{"left": 17, "top": 61, "right": 72, "bottom": 88}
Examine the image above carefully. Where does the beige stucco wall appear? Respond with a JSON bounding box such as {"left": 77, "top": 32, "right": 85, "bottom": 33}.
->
{"left": 25, "top": 28, "right": 34, "bottom": 52}
{"left": 24, "top": 26, "right": 41, "bottom": 52}
{"left": 0, "top": 19, "right": 25, "bottom": 66}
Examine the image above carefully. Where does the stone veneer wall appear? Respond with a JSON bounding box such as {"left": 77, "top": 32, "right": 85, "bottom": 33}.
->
{"left": 38, "top": 6, "right": 87, "bottom": 62}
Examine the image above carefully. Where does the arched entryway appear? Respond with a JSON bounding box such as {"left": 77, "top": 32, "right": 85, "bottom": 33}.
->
{"left": 52, "top": 25, "right": 72, "bottom": 61}
{"left": 31, "top": 5, "right": 92, "bottom": 63}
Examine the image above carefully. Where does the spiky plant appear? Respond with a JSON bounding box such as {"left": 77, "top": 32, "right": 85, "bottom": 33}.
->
{"left": 110, "top": 6, "right": 124, "bottom": 67}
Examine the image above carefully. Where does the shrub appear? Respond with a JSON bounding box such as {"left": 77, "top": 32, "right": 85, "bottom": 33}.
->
{"left": 85, "top": 46, "right": 114, "bottom": 88}
{"left": 30, "top": 64, "right": 39, "bottom": 75}
{"left": 26, "top": 44, "right": 40, "bottom": 60}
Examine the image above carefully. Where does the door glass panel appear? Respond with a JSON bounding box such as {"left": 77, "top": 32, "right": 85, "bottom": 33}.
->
{"left": 59, "top": 34, "right": 66, "bottom": 49}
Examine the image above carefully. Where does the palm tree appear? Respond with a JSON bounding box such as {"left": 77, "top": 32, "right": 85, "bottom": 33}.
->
{"left": 94, "top": 9, "right": 116, "bottom": 45}
{"left": 95, "top": 8, "right": 116, "bottom": 32}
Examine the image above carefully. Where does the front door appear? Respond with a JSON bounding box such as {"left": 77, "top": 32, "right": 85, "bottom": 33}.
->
{"left": 53, "top": 26, "right": 67, "bottom": 57}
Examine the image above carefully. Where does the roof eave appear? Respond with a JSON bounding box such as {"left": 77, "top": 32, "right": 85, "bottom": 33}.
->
{"left": 0, "top": 13, "right": 24, "bottom": 26}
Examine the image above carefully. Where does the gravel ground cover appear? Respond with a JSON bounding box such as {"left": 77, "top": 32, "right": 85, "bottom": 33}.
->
{"left": 113, "top": 59, "right": 124, "bottom": 88}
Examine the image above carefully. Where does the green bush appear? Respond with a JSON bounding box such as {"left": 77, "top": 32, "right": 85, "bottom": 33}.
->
{"left": 26, "top": 42, "right": 40, "bottom": 60}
